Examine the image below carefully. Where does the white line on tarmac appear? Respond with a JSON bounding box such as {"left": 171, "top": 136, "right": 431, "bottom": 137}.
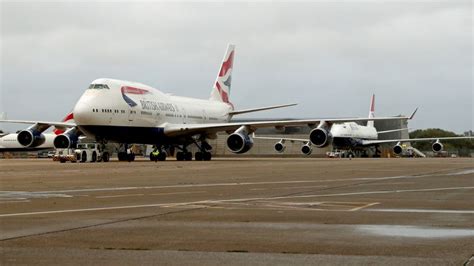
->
{"left": 1, "top": 186, "right": 473, "bottom": 218}
{"left": 0, "top": 200, "right": 30, "bottom": 204}
{"left": 96, "top": 194, "right": 144, "bottom": 199}
{"left": 149, "top": 191, "right": 207, "bottom": 196}
{"left": 0, "top": 175, "right": 430, "bottom": 195}
{"left": 367, "top": 209, "right": 474, "bottom": 214}
{"left": 350, "top": 202, "right": 380, "bottom": 211}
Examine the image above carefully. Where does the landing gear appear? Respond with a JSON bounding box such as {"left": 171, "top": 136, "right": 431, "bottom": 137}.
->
{"left": 150, "top": 146, "right": 167, "bottom": 162}
{"left": 195, "top": 151, "right": 212, "bottom": 161}
{"left": 193, "top": 140, "right": 212, "bottom": 161}
{"left": 176, "top": 151, "right": 192, "bottom": 161}
{"left": 118, "top": 144, "right": 135, "bottom": 162}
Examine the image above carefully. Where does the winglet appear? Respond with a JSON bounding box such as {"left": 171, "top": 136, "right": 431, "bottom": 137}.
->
{"left": 409, "top": 107, "right": 418, "bottom": 120}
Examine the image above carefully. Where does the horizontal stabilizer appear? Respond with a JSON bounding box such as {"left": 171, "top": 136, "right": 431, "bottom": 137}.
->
{"left": 378, "top": 128, "right": 409, "bottom": 134}
{"left": 229, "top": 103, "right": 297, "bottom": 116}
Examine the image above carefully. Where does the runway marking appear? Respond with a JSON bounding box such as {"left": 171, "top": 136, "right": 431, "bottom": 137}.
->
{"left": 0, "top": 203, "right": 174, "bottom": 217}
{"left": 1, "top": 186, "right": 473, "bottom": 217}
{"left": 0, "top": 200, "right": 30, "bottom": 204}
{"left": 7, "top": 169, "right": 467, "bottom": 195}
{"left": 249, "top": 185, "right": 327, "bottom": 191}
{"left": 96, "top": 194, "right": 144, "bottom": 199}
{"left": 149, "top": 191, "right": 207, "bottom": 196}
{"left": 350, "top": 202, "right": 380, "bottom": 211}
{"left": 367, "top": 208, "right": 474, "bottom": 214}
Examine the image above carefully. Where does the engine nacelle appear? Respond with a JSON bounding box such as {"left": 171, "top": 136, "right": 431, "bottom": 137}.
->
{"left": 301, "top": 143, "right": 312, "bottom": 156}
{"left": 17, "top": 129, "right": 45, "bottom": 147}
{"left": 54, "top": 128, "right": 80, "bottom": 149}
{"left": 274, "top": 140, "right": 286, "bottom": 153}
{"left": 432, "top": 141, "right": 444, "bottom": 153}
{"left": 227, "top": 126, "right": 254, "bottom": 154}
{"left": 309, "top": 128, "right": 333, "bottom": 148}
{"left": 393, "top": 144, "right": 405, "bottom": 155}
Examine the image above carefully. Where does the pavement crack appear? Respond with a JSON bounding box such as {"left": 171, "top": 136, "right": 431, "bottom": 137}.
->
{"left": 0, "top": 207, "right": 206, "bottom": 242}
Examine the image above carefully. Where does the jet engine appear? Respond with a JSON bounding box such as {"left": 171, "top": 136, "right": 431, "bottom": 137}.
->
{"left": 274, "top": 140, "right": 286, "bottom": 153}
{"left": 432, "top": 141, "right": 444, "bottom": 153}
{"left": 54, "top": 127, "right": 81, "bottom": 149}
{"left": 17, "top": 129, "right": 45, "bottom": 147}
{"left": 301, "top": 143, "right": 312, "bottom": 156}
{"left": 227, "top": 126, "right": 254, "bottom": 154}
{"left": 309, "top": 127, "right": 333, "bottom": 148}
{"left": 392, "top": 144, "right": 404, "bottom": 155}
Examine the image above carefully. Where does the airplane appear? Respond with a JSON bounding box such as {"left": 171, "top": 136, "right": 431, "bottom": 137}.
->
{"left": 0, "top": 113, "right": 74, "bottom": 152}
{"left": 253, "top": 95, "right": 472, "bottom": 157}
{"left": 0, "top": 44, "right": 414, "bottom": 162}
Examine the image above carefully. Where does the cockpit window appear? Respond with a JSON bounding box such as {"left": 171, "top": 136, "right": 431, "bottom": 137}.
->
{"left": 88, "top": 84, "right": 110, "bottom": 90}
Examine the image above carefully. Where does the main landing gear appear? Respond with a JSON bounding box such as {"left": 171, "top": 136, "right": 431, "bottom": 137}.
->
{"left": 194, "top": 140, "right": 212, "bottom": 161}
{"left": 174, "top": 141, "right": 212, "bottom": 161}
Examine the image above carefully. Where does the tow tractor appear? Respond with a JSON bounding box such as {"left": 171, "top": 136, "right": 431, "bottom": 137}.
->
{"left": 53, "top": 143, "right": 111, "bottom": 163}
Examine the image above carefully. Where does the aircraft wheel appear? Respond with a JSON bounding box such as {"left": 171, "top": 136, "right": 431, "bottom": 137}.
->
{"left": 158, "top": 153, "right": 166, "bottom": 161}
{"left": 195, "top": 152, "right": 203, "bottom": 161}
{"left": 203, "top": 152, "right": 212, "bottom": 161}
{"left": 81, "top": 151, "right": 87, "bottom": 163}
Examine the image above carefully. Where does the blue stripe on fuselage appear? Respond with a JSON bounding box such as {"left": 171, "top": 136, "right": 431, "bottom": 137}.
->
{"left": 78, "top": 125, "right": 168, "bottom": 144}
{"left": 333, "top": 137, "right": 364, "bottom": 149}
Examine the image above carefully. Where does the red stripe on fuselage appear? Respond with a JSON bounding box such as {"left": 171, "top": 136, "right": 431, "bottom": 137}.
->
{"left": 121, "top": 86, "right": 150, "bottom": 95}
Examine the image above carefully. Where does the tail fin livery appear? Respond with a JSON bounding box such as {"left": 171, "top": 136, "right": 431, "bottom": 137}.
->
{"left": 53, "top": 113, "right": 74, "bottom": 135}
{"left": 210, "top": 44, "right": 235, "bottom": 108}
{"left": 367, "top": 94, "right": 375, "bottom": 127}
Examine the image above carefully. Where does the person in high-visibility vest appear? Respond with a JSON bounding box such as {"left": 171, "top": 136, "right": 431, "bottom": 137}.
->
{"left": 152, "top": 149, "right": 160, "bottom": 162}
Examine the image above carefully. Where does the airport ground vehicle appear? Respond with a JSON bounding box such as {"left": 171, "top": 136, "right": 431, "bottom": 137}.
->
{"left": 53, "top": 143, "right": 110, "bottom": 163}
{"left": 52, "top": 148, "right": 77, "bottom": 163}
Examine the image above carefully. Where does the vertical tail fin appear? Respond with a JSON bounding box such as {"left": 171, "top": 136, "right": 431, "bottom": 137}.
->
{"left": 367, "top": 94, "right": 375, "bottom": 127}
{"left": 210, "top": 44, "right": 235, "bottom": 109}
{"left": 53, "top": 112, "right": 75, "bottom": 135}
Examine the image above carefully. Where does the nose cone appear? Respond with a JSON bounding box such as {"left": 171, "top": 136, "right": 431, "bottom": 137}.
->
{"left": 73, "top": 93, "right": 94, "bottom": 125}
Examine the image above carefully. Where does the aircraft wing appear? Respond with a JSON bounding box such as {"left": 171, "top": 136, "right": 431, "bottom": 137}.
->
{"left": 163, "top": 116, "right": 410, "bottom": 137}
{"left": 0, "top": 120, "right": 76, "bottom": 131}
{"left": 361, "top": 136, "right": 473, "bottom": 146}
{"left": 252, "top": 135, "right": 309, "bottom": 143}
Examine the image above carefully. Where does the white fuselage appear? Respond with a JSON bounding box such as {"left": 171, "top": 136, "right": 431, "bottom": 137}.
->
{"left": 329, "top": 122, "right": 378, "bottom": 149}
{"left": 330, "top": 122, "right": 378, "bottom": 140}
{"left": 73, "top": 78, "right": 233, "bottom": 144}
{"left": 0, "top": 133, "right": 56, "bottom": 151}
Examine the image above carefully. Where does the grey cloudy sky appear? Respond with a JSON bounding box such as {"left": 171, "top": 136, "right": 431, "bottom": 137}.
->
{"left": 1, "top": 1, "right": 472, "bottom": 133}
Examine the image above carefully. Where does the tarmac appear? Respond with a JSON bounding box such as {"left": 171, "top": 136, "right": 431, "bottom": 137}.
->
{"left": 0, "top": 157, "right": 473, "bottom": 265}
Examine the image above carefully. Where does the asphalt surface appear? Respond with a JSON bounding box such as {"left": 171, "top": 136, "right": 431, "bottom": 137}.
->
{"left": 0, "top": 157, "right": 473, "bottom": 265}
